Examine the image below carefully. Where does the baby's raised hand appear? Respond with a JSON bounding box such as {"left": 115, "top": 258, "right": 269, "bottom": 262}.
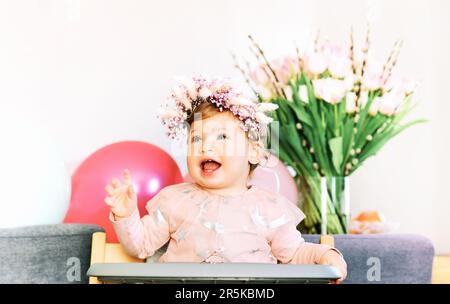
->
{"left": 104, "top": 169, "right": 138, "bottom": 220}
{"left": 319, "top": 250, "right": 348, "bottom": 284}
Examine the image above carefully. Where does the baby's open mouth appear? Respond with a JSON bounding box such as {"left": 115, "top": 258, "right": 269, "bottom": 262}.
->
{"left": 200, "top": 159, "right": 222, "bottom": 175}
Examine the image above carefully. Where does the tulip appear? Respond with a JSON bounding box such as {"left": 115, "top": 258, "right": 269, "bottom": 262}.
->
{"left": 329, "top": 57, "right": 352, "bottom": 78}
{"left": 362, "top": 60, "right": 384, "bottom": 91}
{"left": 359, "top": 90, "right": 369, "bottom": 107}
{"left": 250, "top": 66, "right": 270, "bottom": 85}
{"left": 369, "top": 96, "right": 381, "bottom": 116}
{"left": 256, "top": 86, "right": 273, "bottom": 100}
{"left": 303, "top": 51, "right": 328, "bottom": 75}
{"left": 313, "top": 78, "right": 348, "bottom": 104}
{"left": 346, "top": 92, "right": 357, "bottom": 113}
{"left": 283, "top": 85, "right": 293, "bottom": 101}
{"left": 379, "top": 91, "right": 404, "bottom": 116}
{"left": 385, "top": 76, "right": 417, "bottom": 95}
{"left": 299, "top": 85, "right": 309, "bottom": 103}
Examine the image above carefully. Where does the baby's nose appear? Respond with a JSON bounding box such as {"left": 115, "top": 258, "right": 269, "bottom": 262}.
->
{"left": 201, "top": 139, "right": 215, "bottom": 153}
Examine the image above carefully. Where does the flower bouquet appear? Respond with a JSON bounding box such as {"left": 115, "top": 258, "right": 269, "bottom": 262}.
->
{"left": 234, "top": 28, "right": 426, "bottom": 234}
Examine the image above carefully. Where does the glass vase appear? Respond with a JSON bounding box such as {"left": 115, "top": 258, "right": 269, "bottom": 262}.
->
{"left": 296, "top": 175, "right": 350, "bottom": 235}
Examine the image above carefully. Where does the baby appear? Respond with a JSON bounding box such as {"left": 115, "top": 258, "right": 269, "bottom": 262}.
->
{"left": 104, "top": 76, "right": 347, "bottom": 282}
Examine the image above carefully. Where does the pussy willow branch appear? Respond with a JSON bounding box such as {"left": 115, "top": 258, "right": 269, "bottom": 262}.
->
{"left": 295, "top": 44, "right": 304, "bottom": 76}
{"left": 381, "top": 40, "right": 403, "bottom": 89}
{"left": 248, "top": 35, "right": 287, "bottom": 99}
{"left": 231, "top": 52, "right": 260, "bottom": 99}
{"left": 349, "top": 26, "right": 357, "bottom": 77}
{"left": 359, "top": 25, "right": 371, "bottom": 88}
{"left": 248, "top": 45, "right": 283, "bottom": 97}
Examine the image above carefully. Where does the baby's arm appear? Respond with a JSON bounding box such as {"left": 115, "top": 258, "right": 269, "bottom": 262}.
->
{"left": 262, "top": 194, "right": 347, "bottom": 281}
{"left": 110, "top": 188, "right": 171, "bottom": 260}
{"left": 269, "top": 223, "right": 347, "bottom": 281}
{"left": 269, "top": 223, "right": 338, "bottom": 264}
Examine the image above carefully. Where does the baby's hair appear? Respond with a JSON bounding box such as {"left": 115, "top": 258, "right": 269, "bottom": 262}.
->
{"left": 186, "top": 102, "right": 261, "bottom": 176}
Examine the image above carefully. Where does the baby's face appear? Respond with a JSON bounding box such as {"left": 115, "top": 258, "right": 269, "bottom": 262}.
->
{"left": 187, "top": 111, "right": 260, "bottom": 191}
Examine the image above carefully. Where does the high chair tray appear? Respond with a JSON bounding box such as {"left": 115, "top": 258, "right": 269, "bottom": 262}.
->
{"left": 87, "top": 262, "right": 340, "bottom": 284}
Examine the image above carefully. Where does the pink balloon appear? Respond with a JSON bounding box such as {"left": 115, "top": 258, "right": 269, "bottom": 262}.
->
{"left": 248, "top": 154, "right": 298, "bottom": 205}
{"left": 64, "top": 141, "right": 183, "bottom": 243}
{"left": 184, "top": 154, "right": 298, "bottom": 205}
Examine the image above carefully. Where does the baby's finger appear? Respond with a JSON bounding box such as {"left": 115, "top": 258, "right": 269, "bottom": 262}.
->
{"left": 127, "top": 185, "right": 137, "bottom": 200}
{"left": 105, "top": 184, "right": 114, "bottom": 196}
{"left": 127, "top": 184, "right": 134, "bottom": 196}
{"left": 112, "top": 178, "right": 122, "bottom": 190}
{"left": 104, "top": 196, "right": 115, "bottom": 207}
{"left": 123, "top": 169, "right": 132, "bottom": 186}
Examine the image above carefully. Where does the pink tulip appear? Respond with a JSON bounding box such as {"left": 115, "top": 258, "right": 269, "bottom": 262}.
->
{"left": 385, "top": 76, "right": 417, "bottom": 95}
{"left": 379, "top": 91, "right": 405, "bottom": 116}
{"left": 303, "top": 51, "right": 328, "bottom": 75}
{"left": 271, "top": 57, "right": 299, "bottom": 85}
{"left": 250, "top": 66, "right": 270, "bottom": 85}
{"left": 362, "top": 60, "right": 384, "bottom": 91}
{"left": 328, "top": 57, "right": 353, "bottom": 78}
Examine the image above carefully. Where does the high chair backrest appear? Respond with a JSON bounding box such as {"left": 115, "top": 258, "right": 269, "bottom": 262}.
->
{"left": 88, "top": 232, "right": 335, "bottom": 284}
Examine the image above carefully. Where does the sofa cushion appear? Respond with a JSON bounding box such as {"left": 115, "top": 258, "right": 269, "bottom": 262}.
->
{"left": 0, "top": 224, "right": 104, "bottom": 284}
{"left": 303, "top": 234, "right": 435, "bottom": 284}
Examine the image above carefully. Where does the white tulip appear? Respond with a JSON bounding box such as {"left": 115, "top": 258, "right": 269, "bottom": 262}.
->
{"left": 299, "top": 85, "right": 309, "bottom": 103}
{"left": 283, "top": 86, "right": 293, "bottom": 101}
{"left": 379, "top": 91, "right": 404, "bottom": 116}
{"left": 359, "top": 90, "right": 369, "bottom": 107}
{"left": 257, "top": 86, "right": 273, "bottom": 101}
{"left": 328, "top": 57, "right": 352, "bottom": 78}
{"left": 369, "top": 97, "right": 381, "bottom": 116}
{"left": 313, "top": 78, "right": 348, "bottom": 105}
{"left": 346, "top": 92, "right": 357, "bottom": 113}
{"left": 344, "top": 74, "right": 355, "bottom": 91}
{"left": 303, "top": 51, "right": 328, "bottom": 75}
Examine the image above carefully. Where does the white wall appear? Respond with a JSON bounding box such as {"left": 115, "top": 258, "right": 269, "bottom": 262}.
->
{"left": 0, "top": 0, "right": 448, "bottom": 253}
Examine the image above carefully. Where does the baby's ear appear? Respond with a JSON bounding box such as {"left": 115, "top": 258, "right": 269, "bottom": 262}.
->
{"left": 248, "top": 140, "right": 264, "bottom": 165}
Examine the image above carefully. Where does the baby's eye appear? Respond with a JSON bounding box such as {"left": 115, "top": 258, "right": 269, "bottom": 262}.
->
{"left": 217, "top": 133, "right": 228, "bottom": 140}
{"left": 191, "top": 135, "right": 202, "bottom": 143}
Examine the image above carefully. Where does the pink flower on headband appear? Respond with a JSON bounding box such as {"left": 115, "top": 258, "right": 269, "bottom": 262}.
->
{"left": 158, "top": 75, "right": 278, "bottom": 140}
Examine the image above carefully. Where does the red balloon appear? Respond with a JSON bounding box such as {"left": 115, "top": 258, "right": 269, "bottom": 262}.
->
{"left": 64, "top": 141, "right": 183, "bottom": 242}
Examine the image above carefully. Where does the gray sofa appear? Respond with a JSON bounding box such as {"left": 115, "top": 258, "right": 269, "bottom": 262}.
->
{"left": 303, "top": 234, "right": 434, "bottom": 284}
{"left": 0, "top": 224, "right": 434, "bottom": 284}
{"left": 0, "top": 224, "right": 103, "bottom": 284}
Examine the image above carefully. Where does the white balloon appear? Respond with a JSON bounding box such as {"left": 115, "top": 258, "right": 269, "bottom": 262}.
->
{"left": 0, "top": 107, "right": 71, "bottom": 228}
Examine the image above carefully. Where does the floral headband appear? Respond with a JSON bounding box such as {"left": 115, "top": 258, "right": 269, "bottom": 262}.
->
{"left": 157, "top": 75, "right": 278, "bottom": 141}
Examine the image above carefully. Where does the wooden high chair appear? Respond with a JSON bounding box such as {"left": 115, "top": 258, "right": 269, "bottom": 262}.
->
{"left": 88, "top": 232, "right": 335, "bottom": 284}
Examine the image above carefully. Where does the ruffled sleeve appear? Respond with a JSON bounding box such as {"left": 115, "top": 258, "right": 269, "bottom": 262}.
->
{"left": 261, "top": 192, "right": 342, "bottom": 265}
{"left": 110, "top": 183, "right": 182, "bottom": 259}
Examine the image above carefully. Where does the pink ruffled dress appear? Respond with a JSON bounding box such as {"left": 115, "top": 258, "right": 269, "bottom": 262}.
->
{"left": 111, "top": 182, "right": 339, "bottom": 264}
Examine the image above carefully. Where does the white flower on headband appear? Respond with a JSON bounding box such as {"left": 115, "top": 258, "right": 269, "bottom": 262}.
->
{"left": 158, "top": 75, "right": 279, "bottom": 140}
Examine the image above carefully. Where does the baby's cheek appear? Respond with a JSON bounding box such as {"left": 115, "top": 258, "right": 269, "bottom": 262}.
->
{"left": 222, "top": 155, "right": 250, "bottom": 173}
{"left": 223, "top": 139, "right": 248, "bottom": 158}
